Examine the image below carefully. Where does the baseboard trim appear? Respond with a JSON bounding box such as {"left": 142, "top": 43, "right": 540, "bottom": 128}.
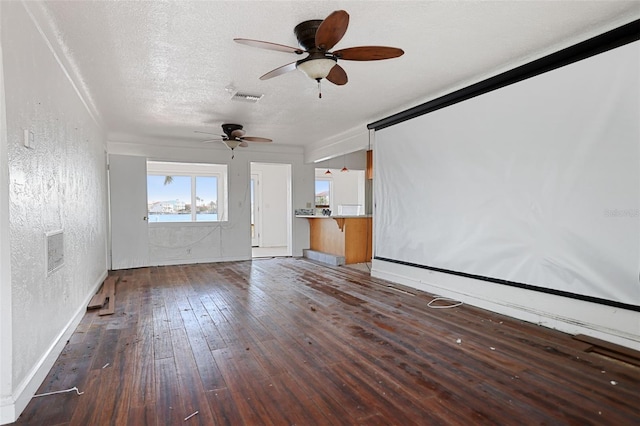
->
{"left": 0, "top": 270, "right": 107, "bottom": 425}
{"left": 0, "top": 400, "right": 15, "bottom": 426}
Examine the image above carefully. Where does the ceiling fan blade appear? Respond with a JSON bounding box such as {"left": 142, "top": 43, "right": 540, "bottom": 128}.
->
{"left": 326, "top": 64, "right": 348, "bottom": 85}
{"left": 201, "top": 138, "right": 224, "bottom": 144}
{"left": 234, "top": 38, "right": 304, "bottom": 54}
{"left": 315, "top": 10, "right": 349, "bottom": 51}
{"left": 230, "top": 129, "right": 246, "bottom": 138}
{"left": 333, "top": 46, "right": 404, "bottom": 61}
{"left": 259, "top": 61, "right": 298, "bottom": 80}
{"left": 241, "top": 136, "right": 272, "bottom": 143}
{"left": 239, "top": 141, "right": 249, "bottom": 148}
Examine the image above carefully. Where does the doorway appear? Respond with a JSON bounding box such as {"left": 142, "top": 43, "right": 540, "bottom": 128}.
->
{"left": 250, "top": 162, "right": 292, "bottom": 258}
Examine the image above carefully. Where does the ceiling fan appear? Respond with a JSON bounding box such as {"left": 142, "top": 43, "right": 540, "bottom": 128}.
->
{"left": 234, "top": 10, "right": 404, "bottom": 97}
{"left": 195, "top": 123, "right": 272, "bottom": 158}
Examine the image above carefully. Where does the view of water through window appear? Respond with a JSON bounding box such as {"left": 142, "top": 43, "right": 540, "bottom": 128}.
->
{"left": 147, "top": 174, "right": 219, "bottom": 222}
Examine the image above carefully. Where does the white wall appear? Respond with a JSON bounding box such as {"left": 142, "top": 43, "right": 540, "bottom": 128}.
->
{"left": 107, "top": 139, "right": 313, "bottom": 266}
{"left": 332, "top": 170, "right": 365, "bottom": 213}
{"left": 315, "top": 150, "right": 367, "bottom": 171}
{"left": 1, "top": 2, "right": 109, "bottom": 423}
{"left": 251, "top": 162, "right": 289, "bottom": 248}
{"left": 0, "top": 10, "right": 13, "bottom": 423}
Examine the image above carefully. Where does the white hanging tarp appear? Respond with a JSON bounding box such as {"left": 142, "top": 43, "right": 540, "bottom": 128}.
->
{"left": 375, "top": 41, "right": 640, "bottom": 307}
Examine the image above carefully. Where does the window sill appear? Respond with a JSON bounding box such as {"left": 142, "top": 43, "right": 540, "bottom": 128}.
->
{"left": 148, "top": 221, "right": 226, "bottom": 227}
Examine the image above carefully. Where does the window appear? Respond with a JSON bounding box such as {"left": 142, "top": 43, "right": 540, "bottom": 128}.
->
{"left": 315, "top": 178, "right": 331, "bottom": 208}
{"left": 147, "top": 161, "right": 228, "bottom": 223}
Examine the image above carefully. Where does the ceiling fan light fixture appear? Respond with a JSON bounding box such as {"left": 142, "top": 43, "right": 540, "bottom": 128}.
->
{"left": 225, "top": 140, "right": 241, "bottom": 149}
{"left": 297, "top": 57, "right": 337, "bottom": 80}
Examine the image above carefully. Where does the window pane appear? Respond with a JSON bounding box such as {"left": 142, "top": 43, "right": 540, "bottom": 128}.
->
{"left": 315, "top": 180, "right": 330, "bottom": 208}
{"left": 147, "top": 161, "right": 228, "bottom": 223}
{"left": 147, "top": 175, "right": 192, "bottom": 222}
{"left": 195, "top": 176, "right": 218, "bottom": 221}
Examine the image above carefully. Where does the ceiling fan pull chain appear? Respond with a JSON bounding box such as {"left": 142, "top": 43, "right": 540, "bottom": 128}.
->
{"left": 317, "top": 78, "right": 322, "bottom": 99}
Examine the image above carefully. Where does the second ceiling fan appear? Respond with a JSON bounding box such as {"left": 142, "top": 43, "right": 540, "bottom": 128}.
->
{"left": 234, "top": 10, "right": 404, "bottom": 97}
{"left": 195, "top": 123, "right": 272, "bottom": 158}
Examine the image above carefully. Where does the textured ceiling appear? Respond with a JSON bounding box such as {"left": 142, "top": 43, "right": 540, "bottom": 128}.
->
{"left": 35, "top": 1, "right": 639, "bottom": 154}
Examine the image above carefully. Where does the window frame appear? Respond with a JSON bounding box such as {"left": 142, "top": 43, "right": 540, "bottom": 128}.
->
{"left": 147, "top": 161, "right": 228, "bottom": 224}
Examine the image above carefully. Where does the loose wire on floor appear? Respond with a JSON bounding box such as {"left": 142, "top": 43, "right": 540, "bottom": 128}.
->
{"left": 427, "top": 297, "right": 463, "bottom": 309}
{"left": 184, "top": 411, "right": 199, "bottom": 421}
{"left": 34, "top": 387, "right": 84, "bottom": 397}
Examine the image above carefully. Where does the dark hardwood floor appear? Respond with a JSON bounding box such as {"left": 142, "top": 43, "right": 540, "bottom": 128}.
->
{"left": 13, "top": 258, "right": 640, "bottom": 425}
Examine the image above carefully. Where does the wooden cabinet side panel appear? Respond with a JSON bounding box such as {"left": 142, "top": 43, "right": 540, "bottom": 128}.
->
{"left": 309, "top": 219, "right": 346, "bottom": 256}
{"left": 344, "top": 218, "right": 372, "bottom": 264}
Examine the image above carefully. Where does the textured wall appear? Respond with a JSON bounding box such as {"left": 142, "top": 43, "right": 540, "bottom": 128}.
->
{"left": 2, "top": 0, "right": 107, "bottom": 400}
{"left": 148, "top": 224, "right": 229, "bottom": 264}
{"left": 0, "top": 6, "right": 12, "bottom": 410}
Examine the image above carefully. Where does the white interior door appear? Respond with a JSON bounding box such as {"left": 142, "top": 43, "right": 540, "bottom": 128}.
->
{"left": 250, "top": 163, "right": 292, "bottom": 256}
{"left": 109, "top": 154, "right": 149, "bottom": 269}
{"left": 251, "top": 172, "right": 261, "bottom": 247}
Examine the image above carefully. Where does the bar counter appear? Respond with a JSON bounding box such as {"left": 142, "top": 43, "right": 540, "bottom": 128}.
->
{"left": 298, "top": 215, "right": 372, "bottom": 264}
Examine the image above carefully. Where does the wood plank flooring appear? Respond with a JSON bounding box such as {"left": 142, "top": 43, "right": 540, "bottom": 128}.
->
{"left": 13, "top": 258, "right": 640, "bottom": 425}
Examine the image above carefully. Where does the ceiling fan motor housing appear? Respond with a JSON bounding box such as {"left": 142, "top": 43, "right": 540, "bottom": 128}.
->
{"left": 294, "top": 20, "right": 323, "bottom": 51}
{"left": 222, "top": 123, "right": 243, "bottom": 137}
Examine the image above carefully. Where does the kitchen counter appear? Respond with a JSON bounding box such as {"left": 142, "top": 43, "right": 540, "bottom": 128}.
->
{"left": 300, "top": 216, "right": 372, "bottom": 264}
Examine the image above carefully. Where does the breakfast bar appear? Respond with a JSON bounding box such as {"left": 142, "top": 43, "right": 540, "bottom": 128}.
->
{"left": 298, "top": 215, "right": 372, "bottom": 265}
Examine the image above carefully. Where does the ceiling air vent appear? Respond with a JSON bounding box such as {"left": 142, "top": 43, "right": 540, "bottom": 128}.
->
{"left": 231, "top": 92, "right": 264, "bottom": 103}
